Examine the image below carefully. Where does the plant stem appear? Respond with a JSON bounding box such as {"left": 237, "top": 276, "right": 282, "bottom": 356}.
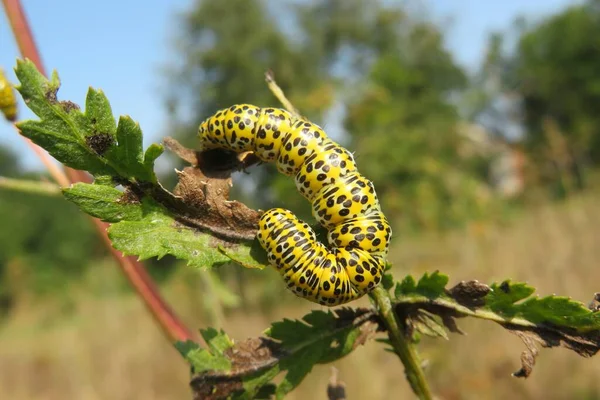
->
{"left": 370, "top": 285, "right": 433, "bottom": 400}
{"left": 0, "top": 176, "right": 60, "bottom": 196}
{"left": 265, "top": 70, "right": 302, "bottom": 118}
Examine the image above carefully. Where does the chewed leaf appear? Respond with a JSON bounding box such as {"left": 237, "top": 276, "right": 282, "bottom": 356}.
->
{"left": 394, "top": 273, "right": 600, "bottom": 377}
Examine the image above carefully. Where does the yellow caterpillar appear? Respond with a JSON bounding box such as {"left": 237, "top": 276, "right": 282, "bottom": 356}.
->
{"left": 199, "top": 105, "right": 391, "bottom": 306}
{"left": 0, "top": 68, "right": 17, "bottom": 122}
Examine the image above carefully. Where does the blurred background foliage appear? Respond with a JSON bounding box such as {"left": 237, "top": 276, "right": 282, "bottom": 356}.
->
{"left": 3, "top": 0, "right": 600, "bottom": 317}
{"left": 2, "top": 0, "right": 600, "bottom": 398}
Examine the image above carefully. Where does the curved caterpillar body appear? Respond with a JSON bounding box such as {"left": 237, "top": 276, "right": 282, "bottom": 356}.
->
{"left": 0, "top": 68, "right": 17, "bottom": 122}
{"left": 198, "top": 104, "right": 391, "bottom": 306}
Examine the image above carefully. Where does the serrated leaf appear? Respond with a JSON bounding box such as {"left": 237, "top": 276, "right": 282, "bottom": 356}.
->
{"left": 395, "top": 271, "right": 448, "bottom": 299}
{"left": 62, "top": 181, "right": 266, "bottom": 270}
{"left": 62, "top": 183, "right": 143, "bottom": 222}
{"left": 107, "top": 198, "right": 265, "bottom": 270}
{"left": 184, "top": 309, "right": 377, "bottom": 400}
{"left": 238, "top": 367, "right": 281, "bottom": 400}
{"left": 201, "top": 327, "right": 234, "bottom": 354}
{"left": 15, "top": 60, "right": 114, "bottom": 176}
{"left": 144, "top": 143, "right": 164, "bottom": 171}
{"left": 395, "top": 275, "right": 417, "bottom": 296}
{"left": 382, "top": 272, "right": 394, "bottom": 291}
{"left": 393, "top": 274, "right": 600, "bottom": 377}
{"left": 411, "top": 310, "right": 449, "bottom": 340}
{"left": 485, "top": 281, "right": 600, "bottom": 330}
{"left": 83, "top": 88, "right": 117, "bottom": 137}
{"left": 266, "top": 309, "right": 376, "bottom": 398}
{"left": 104, "top": 116, "right": 160, "bottom": 182}
{"left": 175, "top": 337, "right": 231, "bottom": 374}
{"left": 14, "top": 60, "right": 162, "bottom": 183}
{"left": 219, "top": 241, "right": 268, "bottom": 270}
{"left": 17, "top": 119, "right": 114, "bottom": 174}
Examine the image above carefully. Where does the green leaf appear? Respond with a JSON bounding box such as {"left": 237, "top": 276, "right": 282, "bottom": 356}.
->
{"left": 181, "top": 310, "right": 378, "bottom": 399}
{"left": 266, "top": 309, "right": 375, "bottom": 398}
{"left": 14, "top": 59, "right": 162, "bottom": 183}
{"left": 82, "top": 88, "right": 117, "bottom": 137}
{"left": 381, "top": 263, "right": 394, "bottom": 291}
{"left": 61, "top": 182, "right": 266, "bottom": 270}
{"left": 16, "top": 59, "right": 262, "bottom": 272}
{"left": 15, "top": 60, "right": 114, "bottom": 176}
{"left": 393, "top": 274, "right": 600, "bottom": 377}
{"left": 175, "top": 337, "right": 232, "bottom": 374}
{"left": 201, "top": 327, "right": 234, "bottom": 354}
{"left": 239, "top": 367, "right": 281, "bottom": 400}
{"left": 395, "top": 271, "right": 447, "bottom": 299}
{"left": 175, "top": 328, "right": 233, "bottom": 375}
{"left": 104, "top": 116, "right": 163, "bottom": 182}
{"left": 219, "top": 241, "right": 269, "bottom": 269}
{"left": 486, "top": 281, "right": 600, "bottom": 330}
{"left": 107, "top": 198, "right": 265, "bottom": 270}
{"left": 62, "top": 183, "right": 143, "bottom": 222}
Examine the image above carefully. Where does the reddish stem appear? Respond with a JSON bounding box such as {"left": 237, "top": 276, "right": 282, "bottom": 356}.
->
{"left": 2, "top": 0, "right": 197, "bottom": 343}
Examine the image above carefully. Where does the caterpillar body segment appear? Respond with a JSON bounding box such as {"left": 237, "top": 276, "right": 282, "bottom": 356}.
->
{"left": 311, "top": 172, "right": 380, "bottom": 229}
{"left": 199, "top": 103, "right": 391, "bottom": 306}
{"left": 295, "top": 138, "right": 358, "bottom": 201}
{"left": 328, "top": 213, "right": 391, "bottom": 255}
{"left": 0, "top": 68, "right": 17, "bottom": 122}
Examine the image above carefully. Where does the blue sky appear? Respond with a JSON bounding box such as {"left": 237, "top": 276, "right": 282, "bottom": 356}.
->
{"left": 0, "top": 0, "right": 579, "bottom": 171}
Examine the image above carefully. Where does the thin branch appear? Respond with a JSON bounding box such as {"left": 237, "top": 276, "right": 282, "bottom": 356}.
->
{"left": 0, "top": 176, "right": 60, "bottom": 196}
{"left": 2, "top": 0, "right": 197, "bottom": 343}
{"left": 265, "top": 69, "right": 302, "bottom": 118}
{"left": 370, "top": 286, "right": 433, "bottom": 400}
{"left": 1, "top": 0, "right": 46, "bottom": 76}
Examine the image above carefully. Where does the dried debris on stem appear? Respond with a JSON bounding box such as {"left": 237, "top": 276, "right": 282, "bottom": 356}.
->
{"left": 163, "top": 136, "right": 261, "bottom": 242}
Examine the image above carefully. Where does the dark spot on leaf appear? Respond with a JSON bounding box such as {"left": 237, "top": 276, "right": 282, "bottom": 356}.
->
{"left": 45, "top": 87, "right": 58, "bottom": 103}
{"left": 118, "top": 187, "right": 142, "bottom": 205}
{"left": 86, "top": 132, "right": 114, "bottom": 155}
{"left": 60, "top": 100, "right": 80, "bottom": 112}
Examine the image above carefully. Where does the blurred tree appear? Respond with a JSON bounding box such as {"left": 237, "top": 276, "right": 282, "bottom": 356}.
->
{"left": 165, "top": 0, "right": 342, "bottom": 218}
{"left": 0, "top": 145, "right": 101, "bottom": 314}
{"left": 166, "top": 0, "right": 492, "bottom": 233}
{"left": 341, "top": 14, "right": 491, "bottom": 230}
{"left": 478, "top": 1, "right": 600, "bottom": 196}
